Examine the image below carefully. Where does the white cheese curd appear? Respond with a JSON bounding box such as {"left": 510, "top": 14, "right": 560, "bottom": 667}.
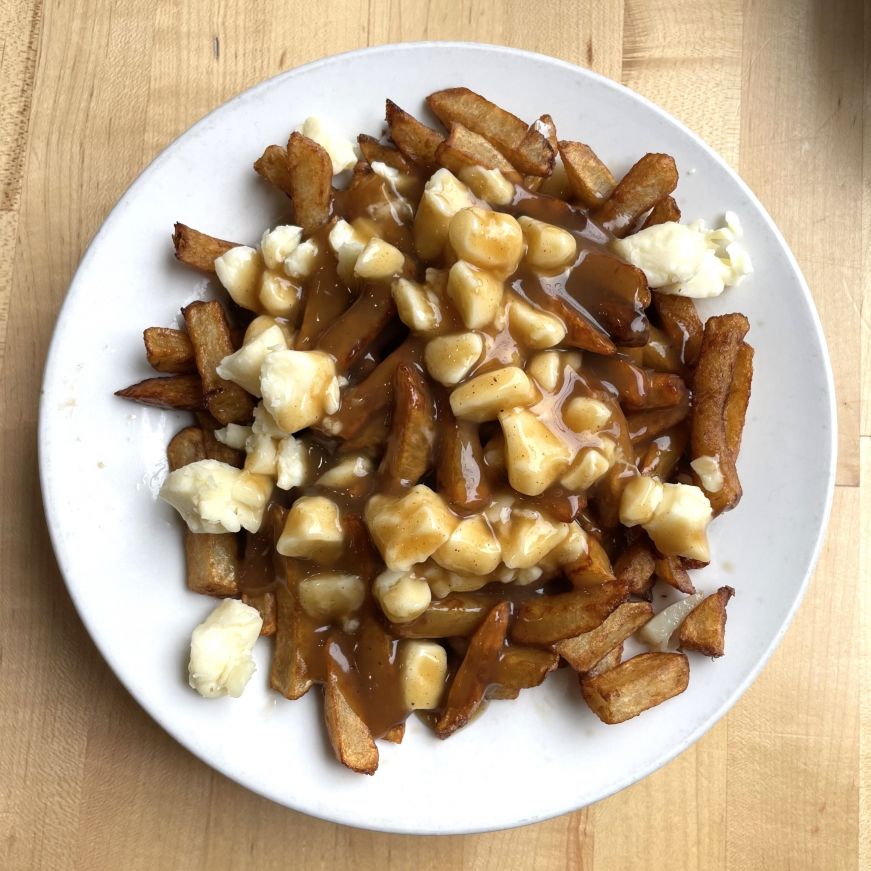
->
{"left": 297, "top": 116, "right": 358, "bottom": 174}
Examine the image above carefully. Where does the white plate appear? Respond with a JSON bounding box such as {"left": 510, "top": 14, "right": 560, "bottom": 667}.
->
{"left": 39, "top": 43, "right": 836, "bottom": 834}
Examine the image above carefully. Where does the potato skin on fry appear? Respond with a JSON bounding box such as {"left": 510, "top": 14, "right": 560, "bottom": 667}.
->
{"left": 286, "top": 132, "right": 333, "bottom": 235}
{"left": 386, "top": 99, "right": 444, "bottom": 168}
{"left": 172, "top": 223, "right": 238, "bottom": 273}
{"left": 115, "top": 374, "right": 205, "bottom": 411}
{"left": 555, "top": 602, "right": 653, "bottom": 673}
{"left": 253, "top": 144, "right": 294, "bottom": 198}
{"left": 558, "top": 140, "right": 616, "bottom": 209}
{"left": 324, "top": 649, "right": 379, "bottom": 774}
{"left": 144, "top": 327, "right": 196, "bottom": 374}
{"left": 677, "top": 585, "right": 734, "bottom": 657}
{"left": 581, "top": 652, "right": 689, "bottom": 724}
{"left": 641, "top": 195, "right": 681, "bottom": 229}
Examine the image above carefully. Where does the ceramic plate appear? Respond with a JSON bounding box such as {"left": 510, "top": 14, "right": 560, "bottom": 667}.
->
{"left": 39, "top": 42, "right": 835, "bottom": 834}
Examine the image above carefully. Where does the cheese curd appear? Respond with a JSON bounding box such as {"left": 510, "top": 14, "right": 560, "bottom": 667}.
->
{"left": 259, "top": 349, "right": 339, "bottom": 433}
{"left": 499, "top": 407, "right": 576, "bottom": 496}
{"left": 398, "top": 640, "right": 448, "bottom": 709}
{"left": 277, "top": 496, "right": 344, "bottom": 563}
{"left": 214, "top": 246, "right": 262, "bottom": 311}
{"left": 425, "top": 332, "right": 484, "bottom": 386}
{"left": 188, "top": 599, "right": 263, "bottom": 699}
{"left": 260, "top": 225, "right": 303, "bottom": 270}
{"left": 297, "top": 116, "right": 357, "bottom": 174}
{"left": 372, "top": 569, "right": 432, "bottom": 623}
{"left": 413, "top": 169, "right": 474, "bottom": 261}
{"left": 216, "top": 323, "right": 289, "bottom": 396}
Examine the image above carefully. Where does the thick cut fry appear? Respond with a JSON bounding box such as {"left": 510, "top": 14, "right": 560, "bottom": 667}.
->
{"left": 678, "top": 585, "right": 734, "bottom": 656}
{"left": 379, "top": 363, "right": 436, "bottom": 489}
{"left": 241, "top": 589, "right": 277, "bottom": 636}
{"left": 390, "top": 592, "right": 503, "bottom": 638}
{"left": 614, "top": 541, "right": 656, "bottom": 597}
{"left": 253, "top": 144, "right": 294, "bottom": 198}
{"left": 196, "top": 412, "right": 244, "bottom": 467}
{"left": 641, "top": 195, "right": 681, "bottom": 228}
{"left": 115, "top": 374, "right": 204, "bottom": 411}
{"left": 386, "top": 100, "right": 444, "bottom": 167}
{"left": 436, "top": 123, "right": 521, "bottom": 182}
{"left": 522, "top": 115, "right": 557, "bottom": 191}
{"left": 488, "top": 646, "right": 559, "bottom": 699}
{"left": 559, "top": 141, "right": 616, "bottom": 209}
{"left": 564, "top": 535, "right": 616, "bottom": 587}
{"left": 637, "top": 425, "right": 689, "bottom": 481}
{"left": 286, "top": 132, "right": 333, "bottom": 235}
{"left": 626, "top": 397, "right": 691, "bottom": 445}
{"left": 172, "top": 223, "right": 239, "bottom": 273}
{"left": 593, "top": 153, "right": 679, "bottom": 238}
{"left": 691, "top": 313, "right": 750, "bottom": 513}
{"left": 655, "top": 555, "right": 696, "bottom": 594}
{"left": 426, "top": 87, "right": 554, "bottom": 176}
{"left": 583, "top": 355, "right": 689, "bottom": 411}
{"left": 581, "top": 651, "right": 689, "bottom": 724}
{"left": 295, "top": 256, "right": 354, "bottom": 350}
{"left": 511, "top": 580, "right": 628, "bottom": 645}
{"left": 269, "top": 580, "right": 314, "bottom": 700}
{"left": 167, "top": 426, "right": 240, "bottom": 596}
{"left": 381, "top": 723, "right": 406, "bottom": 744}
{"left": 183, "top": 300, "right": 254, "bottom": 425}
{"left": 143, "top": 327, "right": 196, "bottom": 373}
{"left": 435, "top": 602, "right": 510, "bottom": 738}
{"left": 652, "top": 293, "right": 704, "bottom": 368}
{"left": 585, "top": 643, "right": 623, "bottom": 677}
{"left": 324, "top": 649, "right": 379, "bottom": 774}
{"left": 357, "top": 134, "right": 413, "bottom": 173}
{"left": 316, "top": 282, "right": 397, "bottom": 371}
{"left": 724, "top": 342, "right": 754, "bottom": 460}
{"left": 437, "top": 411, "right": 491, "bottom": 513}
{"left": 555, "top": 602, "right": 653, "bottom": 673}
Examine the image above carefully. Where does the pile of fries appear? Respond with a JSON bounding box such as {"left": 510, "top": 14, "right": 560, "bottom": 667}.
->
{"left": 118, "top": 87, "right": 751, "bottom": 774}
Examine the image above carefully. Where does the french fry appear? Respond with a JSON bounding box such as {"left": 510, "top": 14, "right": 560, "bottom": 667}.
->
{"left": 677, "top": 585, "right": 734, "bottom": 656}
{"left": 511, "top": 580, "right": 628, "bottom": 645}
{"left": 426, "top": 87, "right": 554, "bottom": 176}
{"left": 652, "top": 293, "right": 704, "bottom": 368}
{"left": 691, "top": 313, "right": 750, "bottom": 513}
{"left": 295, "top": 257, "right": 354, "bottom": 350}
{"left": 379, "top": 363, "right": 436, "bottom": 489}
{"left": 115, "top": 374, "right": 204, "bottom": 411}
{"left": 183, "top": 300, "right": 255, "bottom": 425}
{"left": 270, "top": 573, "right": 315, "bottom": 701}
{"left": 167, "top": 426, "right": 240, "bottom": 597}
{"left": 390, "top": 591, "right": 503, "bottom": 639}
{"left": 636, "top": 425, "right": 689, "bottom": 481}
{"left": 386, "top": 99, "right": 444, "bottom": 168}
{"left": 143, "top": 327, "right": 196, "bottom": 373}
{"left": 585, "top": 643, "right": 623, "bottom": 677}
{"left": 315, "top": 281, "right": 398, "bottom": 371}
{"left": 583, "top": 355, "right": 689, "bottom": 411}
{"left": 724, "top": 342, "right": 754, "bottom": 460}
{"left": 641, "top": 195, "right": 681, "bottom": 228}
{"left": 381, "top": 723, "right": 406, "bottom": 744}
{"left": 593, "top": 153, "right": 679, "bottom": 238}
{"left": 581, "top": 651, "right": 689, "bottom": 724}
{"left": 357, "top": 134, "right": 413, "bottom": 173}
{"left": 241, "top": 589, "right": 277, "bottom": 636}
{"left": 286, "top": 132, "right": 333, "bottom": 235}
{"left": 435, "top": 602, "right": 510, "bottom": 738}
{"left": 559, "top": 141, "right": 616, "bottom": 209}
{"left": 196, "top": 411, "right": 244, "bottom": 467}
{"left": 555, "top": 602, "right": 653, "bottom": 673}
{"left": 626, "top": 395, "right": 691, "bottom": 444}
{"left": 253, "top": 144, "right": 294, "bottom": 198}
{"left": 522, "top": 114, "right": 558, "bottom": 191}
{"left": 655, "top": 555, "right": 696, "bottom": 594}
{"left": 614, "top": 541, "right": 656, "bottom": 597}
{"left": 435, "top": 123, "right": 522, "bottom": 182}
{"left": 324, "top": 647, "right": 379, "bottom": 774}
{"left": 436, "top": 411, "right": 491, "bottom": 513}
{"left": 172, "top": 223, "right": 239, "bottom": 273}
{"left": 564, "top": 535, "right": 616, "bottom": 587}
{"left": 488, "top": 645, "right": 559, "bottom": 699}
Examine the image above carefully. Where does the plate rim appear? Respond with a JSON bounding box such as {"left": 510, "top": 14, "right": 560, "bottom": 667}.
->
{"left": 38, "top": 40, "right": 837, "bottom": 834}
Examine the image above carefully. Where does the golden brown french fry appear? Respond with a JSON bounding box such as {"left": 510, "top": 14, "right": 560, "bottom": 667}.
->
{"left": 390, "top": 591, "right": 503, "bottom": 639}
{"left": 357, "top": 134, "right": 413, "bottom": 173}
{"left": 626, "top": 396, "right": 691, "bottom": 445}
{"left": 691, "top": 313, "right": 750, "bottom": 513}
{"left": 253, "top": 144, "right": 294, "bottom": 198}
{"left": 386, "top": 99, "right": 444, "bottom": 168}
{"left": 195, "top": 412, "right": 244, "bottom": 467}
{"left": 172, "top": 223, "right": 239, "bottom": 273}
{"left": 641, "top": 195, "right": 681, "bottom": 228}
{"left": 286, "top": 132, "right": 333, "bottom": 235}
{"left": 581, "top": 651, "right": 689, "bottom": 724}
{"left": 522, "top": 115, "right": 558, "bottom": 191}
{"left": 381, "top": 723, "right": 406, "bottom": 744}
{"left": 295, "top": 256, "right": 354, "bottom": 350}
{"left": 490, "top": 645, "right": 559, "bottom": 698}
{"left": 511, "top": 580, "right": 628, "bottom": 645}
{"left": 593, "top": 153, "right": 679, "bottom": 238}
{"left": 564, "top": 535, "right": 616, "bottom": 587}
{"left": 636, "top": 425, "right": 689, "bottom": 482}
{"left": 426, "top": 87, "right": 554, "bottom": 176}
{"left": 241, "top": 589, "right": 277, "bottom": 636}
{"left": 115, "top": 374, "right": 204, "bottom": 411}
{"left": 270, "top": 578, "right": 315, "bottom": 701}
{"left": 655, "top": 555, "right": 696, "bottom": 594}
{"left": 435, "top": 602, "right": 509, "bottom": 738}
{"left": 677, "top": 585, "right": 734, "bottom": 657}
{"left": 324, "top": 649, "right": 379, "bottom": 774}
{"left": 435, "top": 123, "right": 521, "bottom": 182}
{"left": 167, "top": 425, "right": 207, "bottom": 470}
{"left": 585, "top": 643, "right": 623, "bottom": 677}
{"left": 183, "top": 300, "right": 255, "bottom": 425}
{"left": 724, "top": 342, "right": 754, "bottom": 460}
{"left": 614, "top": 541, "right": 656, "bottom": 598}
{"left": 555, "top": 602, "right": 653, "bottom": 673}
{"left": 652, "top": 293, "right": 704, "bottom": 369}
{"left": 559, "top": 140, "right": 616, "bottom": 209}
{"left": 143, "top": 327, "right": 196, "bottom": 374}
{"left": 379, "top": 363, "right": 435, "bottom": 489}
{"left": 583, "top": 355, "right": 689, "bottom": 412}
{"left": 437, "top": 411, "right": 492, "bottom": 513}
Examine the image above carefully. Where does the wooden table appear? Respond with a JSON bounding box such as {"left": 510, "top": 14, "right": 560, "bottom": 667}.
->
{"left": 1, "top": 1, "right": 866, "bottom": 868}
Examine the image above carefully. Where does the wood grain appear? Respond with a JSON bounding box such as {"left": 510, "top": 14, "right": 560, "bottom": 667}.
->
{"left": 0, "top": 1, "right": 866, "bottom": 869}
